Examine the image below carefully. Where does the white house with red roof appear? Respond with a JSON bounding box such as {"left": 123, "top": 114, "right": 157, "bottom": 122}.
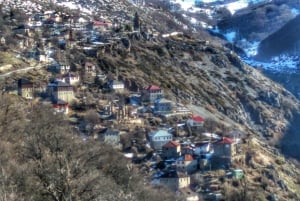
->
{"left": 187, "top": 115, "right": 204, "bottom": 127}
{"left": 162, "top": 141, "right": 181, "bottom": 159}
{"left": 142, "top": 84, "right": 163, "bottom": 103}
{"left": 93, "top": 20, "right": 112, "bottom": 31}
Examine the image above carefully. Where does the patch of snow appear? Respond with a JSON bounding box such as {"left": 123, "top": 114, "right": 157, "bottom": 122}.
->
{"left": 224, "top": 1, "right": 248, "bottom": 15}
{"left": 237, "top": 39, "right": 259, "bottom": 57}
{"left": 291, "top": 8, "right": 300, "bottom": 16}
{"left": 243, "top": 54, "right": 299, "bottom": 72}
{"left": 190, "top": 17, "right": 197, "bottom": 24}
{"left": 202, "top": 133, "right": 221, "bottom": 139}
{"left": 57, "top": 1, "right": 93, "bottom": 15}
{"left": 224, "top": 31, "right": 236, "bottom": 43}
{"left": 124, "top": 153, "right": 134, "bottom": 158}
{"left": 170, "top": 0, "right": 195, "bottom": 11}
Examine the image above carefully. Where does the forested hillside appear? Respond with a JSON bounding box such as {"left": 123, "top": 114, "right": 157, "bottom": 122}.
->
{"left": 0, "top": 94, "right": 180, "bottom": 201}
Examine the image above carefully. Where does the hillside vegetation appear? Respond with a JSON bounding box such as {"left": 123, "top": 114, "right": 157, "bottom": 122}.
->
{"left": 0, "top": 93, "right": 181, "bottom": 201}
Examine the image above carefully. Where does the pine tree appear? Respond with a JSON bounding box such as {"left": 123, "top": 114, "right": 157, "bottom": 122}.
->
{"left": 133, "top": 12, "right": 140, "bottom": 31}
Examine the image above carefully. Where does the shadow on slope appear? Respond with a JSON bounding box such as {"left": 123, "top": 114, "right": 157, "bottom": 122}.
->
{"left": 281, "top": 112, "right": 300, "bottom": 160}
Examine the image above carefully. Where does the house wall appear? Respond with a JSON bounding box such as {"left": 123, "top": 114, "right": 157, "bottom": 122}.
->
{"left": 162, "top": 146, "right": 181, "bottom": 159}
{"left": 143, "top": 89, "right": 163, "bottom": 102}
{"left": 66, "top": 76, "right": 80, "bottom": 85}
{"left": 104, "top": 134, "right": 120, "bottom": 145}
{"left": 54, "top": 88, "right": 74, "bottom": 102}
{"left": 151, "top": 140, "right": 170, "bottom": 150}
{"left": 187, "top": 119, "right": 203, "bottom": 127}
{"left": 149, "top": 91, "right": 163, "bottom": 102}
{"left": 151, "top": 135, "right": 172, "bottom": 150}
{"left": 176, "top": 160, "right": 197, "bottom": 174}
{"left": 20, "top": 87, "right": 34, "bottom": 99}
{"left": 160, "top": 178, "right": 177, "bottom": 190}
{"left": 178, "top": 176, "right": 190, "bottom": 189}
{"left": 213, "top": 144, "right": 232, "bottom": 158}
{"left": 212, "top": 144, "right": 232, "bottom": 167}
{"left": 154, "top": 101, "right": 172, "bottom": 114}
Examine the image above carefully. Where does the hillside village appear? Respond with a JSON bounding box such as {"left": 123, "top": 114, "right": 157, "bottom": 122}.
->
{"left": 1, "top": 1, "right": 300, "bottom": 201}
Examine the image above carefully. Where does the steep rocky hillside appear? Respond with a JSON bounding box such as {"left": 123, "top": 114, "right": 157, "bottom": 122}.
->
{"left": 2, "top": 0, "right": 300, "bottom": 200}
{"left": 95, "top": 34, "right": 299, "bottom": 141}
{"left": 64, "top": 31, "right": 300, "bottom": 199}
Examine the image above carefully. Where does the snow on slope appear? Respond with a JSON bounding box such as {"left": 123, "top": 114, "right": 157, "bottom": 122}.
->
{"left": 171, "top": 0, "right": 269, "bottom": 14}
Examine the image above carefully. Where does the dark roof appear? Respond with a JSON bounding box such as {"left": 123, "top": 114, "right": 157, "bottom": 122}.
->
{"left": 18, "top": 78, "right": 33, "bottom": 86}
{"left": 99, "top": 128, "right": 119, "bottom": 136}
{"left": 160, "top": 170, "right": 189, "bottom": 179}
{"left": 54, "top": 81, "right": 72, "bottom": 87}
{"left": 53, "top": 99, "right": 68, "bottom": 105}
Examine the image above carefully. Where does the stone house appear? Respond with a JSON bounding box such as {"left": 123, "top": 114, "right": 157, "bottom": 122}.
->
{"left": 186, "top": 115, "right": 204, "bottom": 127}
{"left": 154, "top": 98, "right": 173, "bottom": 115}
{"left": 48, "top": 62, "right": 70, "bottom": 74}
{"left": 158, "top": 170, "right": 190, "bottom": 191}
{"left": 99, "top": 128, "right": 120, "bottom": 147}
{"left": 142, "top": 85, "right": 163, "bottom": 103}
{"left": 162, "top": 141, "right": 181, "bottom": 159}
{"left": 84, "top": 62, "right": 97, "bottom": 79}
{"left": 175, "top": 154, "right": 198, "bottom": 174}
{"left": 47, "top": 80, "right": 74, "bottom": 103}
{"left": 60, "top": 73, "right": 80, "bottom": 85}
{"left": 149, "top": 129, "right": 173, "bottom": 150}
{"left": 109, "top": 80, "right": 125, "bottom": 92}
{"left": 212, "top": 137, "right": 235, "bottom": 167}
{"left": 18, "top": 79, "right": 34, "bottom": 99}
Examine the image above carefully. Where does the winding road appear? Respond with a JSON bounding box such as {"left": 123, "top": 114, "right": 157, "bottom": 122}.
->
{"left": 0, "top": 64, "right": 44, "bottom": 78}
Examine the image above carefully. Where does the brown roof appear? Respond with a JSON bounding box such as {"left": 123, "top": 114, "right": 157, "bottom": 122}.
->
{"left": 163, "top": 141, "right": 180, "bottom": 148}
{"left": 215, "top": 137, "right": 234, "bottom": 144}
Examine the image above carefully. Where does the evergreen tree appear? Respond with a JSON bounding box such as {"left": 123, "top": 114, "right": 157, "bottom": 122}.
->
{"left": 133, "top": 12, "right": 140, "bottom": 31}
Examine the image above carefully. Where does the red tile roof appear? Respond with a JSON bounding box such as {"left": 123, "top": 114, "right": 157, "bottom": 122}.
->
{"left": 163, "top": 141, "right": 180, "bottom": 148}
{"left": 192, "top": 115, "right": 204, "bottom": 122}
{"left": 93, "top": 21, "right": 111, "bottom": 26}
{"left": 215, "top": 137, "right": 234, "bottom": 144}
{"left": 146, "top": 85, "right": 161, "bottom": 91}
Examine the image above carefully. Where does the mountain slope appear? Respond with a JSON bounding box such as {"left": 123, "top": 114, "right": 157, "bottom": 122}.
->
{"left": 256, "top": 14, "right": 300, "bottom": 60}
{"left": 1, "top": 0, "right": 300, "bottom": 200}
